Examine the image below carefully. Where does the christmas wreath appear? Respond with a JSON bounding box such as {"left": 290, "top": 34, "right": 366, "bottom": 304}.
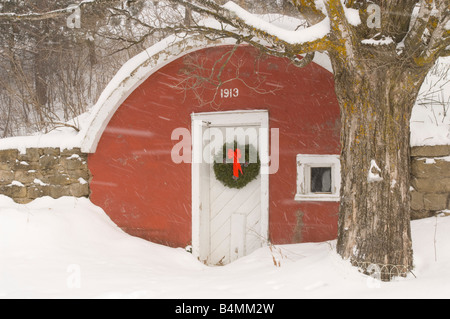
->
{"left": 213, "top": 141, "right": 260, "bottom": 189}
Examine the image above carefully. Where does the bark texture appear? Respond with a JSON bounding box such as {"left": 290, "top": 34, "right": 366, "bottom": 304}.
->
{"left": 332, "top": 53, "right": 430, "bottom": 280}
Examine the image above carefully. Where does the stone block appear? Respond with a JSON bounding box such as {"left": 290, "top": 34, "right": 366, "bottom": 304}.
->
{"left": 411, "top": 209, "right": 433, "bottom": 220}
{"left": 49, "top": 185, "right": 70, "bottom": 199}
{"left": 40, "top": 147, "right": 60, "bottom": 157}
{"left": 435, "top": 159, "right": 450, "bottom": 178}
{"left": 12, "top": 160, "right": 34, "bottom": 171}
{"left": 0, "top": 170, "right": 14, "bottom": 184}
{"left": 0, "top": 149, "right": 19, "bottom": 163}
{"left": 60, "top": 148, "right": 83, "bottom": 157}
{"left": 412, "top": 158, "right": 450, "bottom": 178}
{"left": 14, "top": 198, "right": 33, "bottom": 204}
{"left": 69, "top": 183, "right": 89, "bottom": 197}
{"left": 410, "top": 191, "right": 424, "bottom": 211}
{"left": 411, "top": 145, "right": 450, "bottom": 157}
{"left": 60, "top": 156, "right": 87, "bottom": 171}
{"left": 18, "top": 148, "right": 40, "bottom": 162}
{"left": 43, "top": 173, "right": 75, "bottom": 186}
{"left": 66, "top": 169, "right": 91, "bottom": 181}
{"left": 0, "top": 184, "right": 27, "bottom": 198}
{"left": 0, "top": 162, "right": 12, "bottom": 170}
{"left": 423, "top": 193, "right": 449, "bottom": 211}
{"left": 412, "top": 177, "right": 450, "bottom": 193}
{"left": 14, "top": 170, "right": 43, "bottom": 184}
{"left": 39, "top": 155, "right": 60, "bottom": 170}
{"left": 27, "top": 185, "right": 51, "bottom": 199}
{"left": 13, "top": 160, "right": 40, "bottom": 171}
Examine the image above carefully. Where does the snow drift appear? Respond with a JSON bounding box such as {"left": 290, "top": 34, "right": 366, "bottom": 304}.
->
{"left": 0, "top": 195, "right": 449, "bottom": 299}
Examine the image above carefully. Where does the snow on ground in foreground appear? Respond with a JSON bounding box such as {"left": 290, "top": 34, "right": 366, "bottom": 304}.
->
{"left": 0, "top": 195, "right": 449, "bottom": 299}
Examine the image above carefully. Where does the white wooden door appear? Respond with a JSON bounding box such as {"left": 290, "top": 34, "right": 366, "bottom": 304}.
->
{"left": 207, "top": 125, "right": 261, "bottom": 265}
{"left": 191, "top": 110, "right": 269, "bottom": 266}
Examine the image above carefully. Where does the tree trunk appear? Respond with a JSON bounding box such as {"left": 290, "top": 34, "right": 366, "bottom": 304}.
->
{"left": 333, "top": 59, "right": 430, "bottom": 281}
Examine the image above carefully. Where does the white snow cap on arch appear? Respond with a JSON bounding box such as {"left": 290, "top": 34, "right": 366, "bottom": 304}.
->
{"left": 78, "top": 33, "right": 332, "bottom": 153}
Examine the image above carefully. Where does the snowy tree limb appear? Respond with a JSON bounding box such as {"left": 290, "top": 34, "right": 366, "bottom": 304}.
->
{"left": 416, "top": 9, "right": 450, "bottom": 65}
{"left": 321, "top": 0, "right": 357, "bottom": 64}
{"left": 0, "top": 0, "right": 98, "bottom": 21}
{"left": 404, "top": 0, "right": 434, "bottom": 51}
{"left": 1, "top": 0, "right": 448, "bottom": 69}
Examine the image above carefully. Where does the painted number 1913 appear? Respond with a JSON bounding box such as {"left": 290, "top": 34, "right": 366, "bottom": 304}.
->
{"left": 220, "top": 88, "right": 239, "bottom": 98}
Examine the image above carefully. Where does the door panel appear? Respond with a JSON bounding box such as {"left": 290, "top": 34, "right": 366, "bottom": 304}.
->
{"left": 205, "top": 125, "right": 262, "bottom": 265}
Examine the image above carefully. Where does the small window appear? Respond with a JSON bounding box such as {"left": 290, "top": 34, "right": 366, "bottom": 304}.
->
{"left": 295, "top": 154, "right": 340, "bottom": 201}
{"left": 310, "top": 167, "right": 332, "bottom": 193}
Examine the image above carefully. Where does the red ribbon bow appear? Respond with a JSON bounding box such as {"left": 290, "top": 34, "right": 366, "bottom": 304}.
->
{"left": 228, "top": 148, "right": 243, "bottom": 179}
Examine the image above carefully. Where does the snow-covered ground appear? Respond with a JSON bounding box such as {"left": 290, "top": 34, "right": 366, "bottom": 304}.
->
{"left": 0, "top": 195, "right": 449, "bottom": 299}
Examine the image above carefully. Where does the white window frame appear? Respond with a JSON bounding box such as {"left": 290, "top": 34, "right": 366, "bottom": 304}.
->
{"left": 295, "top": 154, "right": 341, "bottom": 202}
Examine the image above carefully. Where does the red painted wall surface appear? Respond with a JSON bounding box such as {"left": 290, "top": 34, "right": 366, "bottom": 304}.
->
{"left": 88, "top": 45, "right": 340, "bottom": 248}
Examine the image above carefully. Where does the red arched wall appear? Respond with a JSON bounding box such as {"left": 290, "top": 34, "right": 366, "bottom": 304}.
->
{"left": 88, "top": 45, "right": 340, "bottom": 248}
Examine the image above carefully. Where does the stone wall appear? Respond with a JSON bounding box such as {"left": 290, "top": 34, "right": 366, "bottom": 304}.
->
{"left": 0, "top": 148, "right": 90, "bottom": 204}
{"left": 411, "top": 145, "right": 450, "bottom": 219}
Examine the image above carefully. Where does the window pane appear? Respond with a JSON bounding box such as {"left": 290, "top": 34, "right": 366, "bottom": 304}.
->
{"left": 310, "top": 167, "right": 332, "bottom": 193}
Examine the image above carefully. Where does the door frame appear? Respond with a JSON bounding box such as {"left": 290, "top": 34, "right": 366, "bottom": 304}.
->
{"left": 191, "top": 110, "right": 269, "bottom": 263}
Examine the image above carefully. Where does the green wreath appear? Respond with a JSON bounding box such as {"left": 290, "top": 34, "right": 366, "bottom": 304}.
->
{"left": 213, "top": 141, "right": 260, "bottom": 189}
